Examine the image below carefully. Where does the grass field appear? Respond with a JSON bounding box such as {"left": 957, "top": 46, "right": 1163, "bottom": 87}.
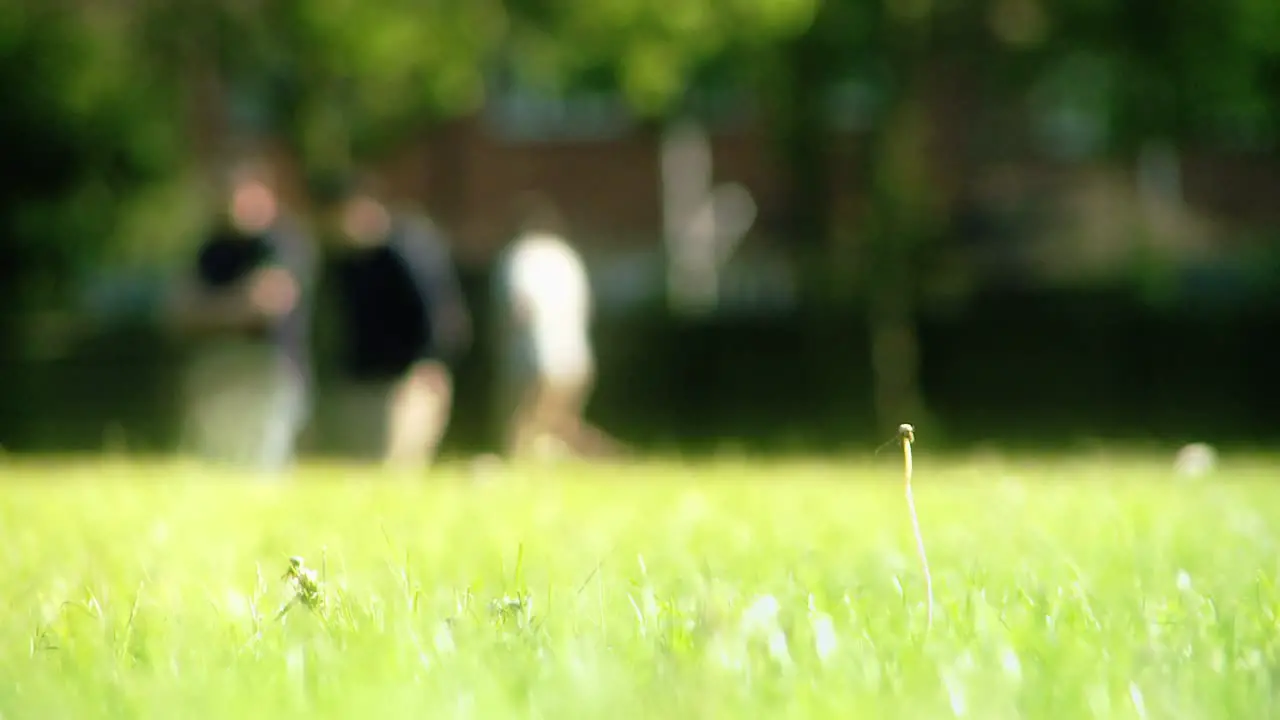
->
{"left": 1, "top": 452, "right": 1278, "bottom": 719}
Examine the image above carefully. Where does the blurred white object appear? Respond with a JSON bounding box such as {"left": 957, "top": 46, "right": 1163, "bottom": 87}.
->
{"left": 1174, "top": 442, "right": 1218, "bottom": 478}
{"left": 494, "top": 229, "right": 598, "bottom": 459}
{"left": 468, "top": 453, "right": 504, "bottom": 483}
{"left": 180, "top": 340, "right": 306, "bottom": 473}
{"left": 531, "top": 433, "right": 571, "bottom": 462}
{"left": 503, "top": 233, "right": 594, "bottom": 382}
{"left": 660, "top": 119, "right": 757, "bottom": 315}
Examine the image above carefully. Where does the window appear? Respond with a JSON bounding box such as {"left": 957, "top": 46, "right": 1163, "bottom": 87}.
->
{"left": 483, "top": 69, "right": 636, "bottom": 143}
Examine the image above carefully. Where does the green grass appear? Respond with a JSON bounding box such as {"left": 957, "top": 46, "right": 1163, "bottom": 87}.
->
{"left": 1, "top": 453, "right": 1278, "bottom": 719}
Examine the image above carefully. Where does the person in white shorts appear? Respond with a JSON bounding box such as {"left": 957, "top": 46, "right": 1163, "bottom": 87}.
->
{"left": 492, "top": 195, "right": 623, "bottom": 460}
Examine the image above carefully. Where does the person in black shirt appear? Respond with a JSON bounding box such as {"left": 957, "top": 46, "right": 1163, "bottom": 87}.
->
{"left": 314, "top": 175, "right": 471, "bottom": 468}
{"left": 165, "top": 162, "right": 315, "bottom": 472}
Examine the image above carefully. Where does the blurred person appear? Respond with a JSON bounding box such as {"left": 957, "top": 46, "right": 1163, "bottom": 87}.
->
{"left": 315, "top": 175, "right": 471, "bottom": 468}
{"left": 492, "top": 193, "right": 625, "bottom": 461}
{"left": 165, "top": 162, "right": 316, "bottom": 472}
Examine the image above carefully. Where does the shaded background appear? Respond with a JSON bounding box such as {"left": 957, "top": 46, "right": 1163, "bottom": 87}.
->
{"left": 1, "top": 0, "right": 1278, "bottom": 459}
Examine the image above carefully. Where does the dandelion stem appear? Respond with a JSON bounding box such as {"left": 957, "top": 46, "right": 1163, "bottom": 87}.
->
{"left": 900, "top": 423, "right": 933, "bottom": 633}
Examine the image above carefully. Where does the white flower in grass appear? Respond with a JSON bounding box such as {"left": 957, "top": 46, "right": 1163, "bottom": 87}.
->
{"left": 224, "top": 588, "right": 251, "bottom": 619}
{"left": 1175, "top": 569, "right": 1193, "bottom": 593}
{"left": 765, "top": 627, "right": 792, "bottom": 668}
{"left": 1174, "top": 442, "right": 1217, "bottom": 479}
{"left": 286, "top": 645, "right": 305, "bottom": 685}
{"left": 433, "top": 621, "right": 455, "bottom": 655}
{"left": 732, "top": 594, "right": 792, "bottom": 668}
{"left": 1129, "top": 682, "right": 1148, "bottom": 720}
{"left": 941, "top": 670, "right": 967, "bottom": 717}
{"left": 999, "top": 646, "right": 1022, "bottom": 682}
{"left": 740, "top": 594, "right": 780, "bottom": 635}
{"left": 807, "top": 595, "right": 838, "bottom": 663}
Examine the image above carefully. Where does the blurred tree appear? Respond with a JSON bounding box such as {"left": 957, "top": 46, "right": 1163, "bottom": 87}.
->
{"left": 138, "top": 0, "right": 508, "bottom": 180}
{"left": 744, "top": 0, "right": 1280, "bottom": 430}
{"left": 500, "top": 0, "right": 818, "bottom": 112}
{"left": 266, "top": 0, "right": 509, "bottom": 170}
{"left": 132, "top": 0, "right": 821, "bottom": 186}
{"left": 263, "top": 0, "right": 820, "bottom": 174}
{"left": 5, "top": 0, "right": 1279, "bottom": 432}
{"left": 0, "top": 6, "right": 182, "bottom": 347}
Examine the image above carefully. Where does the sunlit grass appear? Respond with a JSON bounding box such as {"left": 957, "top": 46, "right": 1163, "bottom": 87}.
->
{"left": 0, "top": 453, "right": 1277, "bottom": 718}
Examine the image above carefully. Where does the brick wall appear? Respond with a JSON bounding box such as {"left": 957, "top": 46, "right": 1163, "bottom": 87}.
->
{"left": 214, "top": 90, "right": 1280, "bottom": 274}
{"left": 380, "top": 117, "right": 800, "bottom": 268}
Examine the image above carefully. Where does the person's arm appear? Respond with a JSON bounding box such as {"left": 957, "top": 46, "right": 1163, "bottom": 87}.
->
{"left": 571, "top": 249, "right": 593, "bottom": 327}
{"left": 265, "top": 217, "right": 317, "bottom": 300}
{"left": 163, "top": 269, "right": 256, "bottom": 335}
{"left": 164, "top": 237, "right": 300, "bottom": 337}
{"left": 508, "top": 281, "right": 534, "bottom": 329}
{"left": 397, "top": 219, "right": 473, "bottom": 362}
{"left": 498, "top": 246, "right": 534, "bottom": 329}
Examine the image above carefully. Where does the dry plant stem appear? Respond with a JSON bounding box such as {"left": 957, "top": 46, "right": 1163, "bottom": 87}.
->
{"left": 901, "top": 424, "right": 934, "bottom": 633}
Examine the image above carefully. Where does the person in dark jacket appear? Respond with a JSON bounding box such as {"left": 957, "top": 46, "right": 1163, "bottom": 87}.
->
{"left": 166, "top": 161, "right": 316, "bottom": 472}
{"left": 314, "top": 175, "right": 471, "bottom": 468}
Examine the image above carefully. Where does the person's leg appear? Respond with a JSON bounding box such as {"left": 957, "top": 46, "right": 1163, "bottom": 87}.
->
{"left": 184, "top": 383, "right": 238, "bottom": 465}
{"left": 540, "top": 368, "right": 629, "bottom": 459}
{"left": 384, "top": 360, "right": 454, "bottom": 468}
{"left": 254, "top": 357, "right": 307, "bottom": 475}
{"left": 495, "top": 361, "right": 526, "bottom": 460}
{"left": 511, "top": 375, "right": 566, "bottom": 461}
{"left": 333, "top": 380, "right": 391, "bottom": 462}
{"left": 180, "top": 366, "right": 219, "bottom": 463}
{"left": 183, "top": 342, "right": 261, "bottom": 467}
{"left": 181, "top": 345, "right": 223, "bottom": 463}
{"left": 417, "top": 362, "right": 455, "bottom": 465}
{"left": 534, "top": 379, "right": 580, "bottom": 460}
{"left": 195, "top": 344, "right": 293, "bottom": 475}
{"left": 501, "top": 337, "right": 542, "bottom": 461}
{"left": 541, "top": 377, "right": 585, "bottom": 444}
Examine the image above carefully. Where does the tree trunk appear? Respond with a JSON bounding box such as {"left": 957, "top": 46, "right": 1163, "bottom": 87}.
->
{"left": 770, "top": 29, "right": 832, "bottom": 251}
{"left": 863, "top": 71, "right": 936, "bottom": 431}
{"left": 868, "top": 242, "right": 926, "bottom": 430}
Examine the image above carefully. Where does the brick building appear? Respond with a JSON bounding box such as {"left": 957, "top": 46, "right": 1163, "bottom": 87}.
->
{"left": 202, "top": 76, "right": 1280, "bottom": 295}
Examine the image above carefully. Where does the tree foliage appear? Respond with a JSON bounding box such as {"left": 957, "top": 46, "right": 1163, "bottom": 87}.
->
{"left": 2, "top": 0, "right": 1280, "bottom": 322}
{"left": 502, "top": 0, "right": 818, "bottom": 112}
{"left": 0, "top": 7, "right": 180, "bottom": 320}
{"left": 133, "top": 0, "right": 821, "bottom": 170}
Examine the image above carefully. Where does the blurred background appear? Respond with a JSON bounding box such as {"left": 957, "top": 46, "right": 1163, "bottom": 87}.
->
{"left": 1, "top": 0, "right": 1278, "bottom": 460}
